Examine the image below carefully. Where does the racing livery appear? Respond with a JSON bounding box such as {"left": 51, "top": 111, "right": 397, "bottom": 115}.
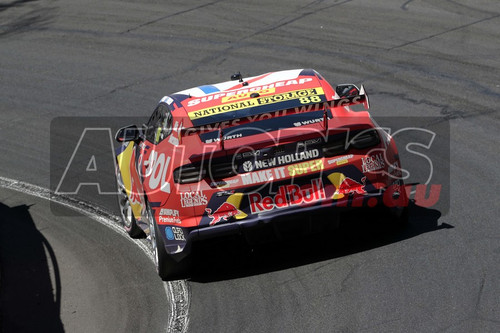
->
{"left": 115, "top": 69, "right": 408, "bottom": 280}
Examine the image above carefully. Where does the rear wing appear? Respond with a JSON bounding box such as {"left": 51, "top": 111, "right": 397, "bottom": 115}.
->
{"left": 180, "top": 84, "right": 370, "bottom": 145}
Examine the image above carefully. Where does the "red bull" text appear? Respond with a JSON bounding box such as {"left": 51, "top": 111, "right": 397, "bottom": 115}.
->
{"left": 249, "top": 179, "right": 325, "bottom": 214}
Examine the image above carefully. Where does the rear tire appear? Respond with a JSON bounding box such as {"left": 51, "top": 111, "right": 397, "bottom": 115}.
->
{"left": 146, "top": 204, "right": 189, "bottom": 280}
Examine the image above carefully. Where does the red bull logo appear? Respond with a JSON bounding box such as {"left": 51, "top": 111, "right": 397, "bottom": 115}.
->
{"left": 337, "top": 176, "right": 366, "bottom": 195}
{"left": 327, "top": 173, "right": 366, "bottom": 199}
{"left": 205, "top": 202, "right": 240, "bottom": 226}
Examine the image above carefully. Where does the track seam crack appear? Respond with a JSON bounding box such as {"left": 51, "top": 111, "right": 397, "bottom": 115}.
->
{"left": 388, "top": 13, "right": 500, "bottom": 50}
{"left": 123, "top": 0, "right": 224, "bottom": 34}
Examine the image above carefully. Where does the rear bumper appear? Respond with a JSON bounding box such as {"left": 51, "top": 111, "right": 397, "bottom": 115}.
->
{"left": 193, "top": 189, "right": 387, "bottom": 238}
{"left": 164, "top": 188, "right": 400, "bottom": 260}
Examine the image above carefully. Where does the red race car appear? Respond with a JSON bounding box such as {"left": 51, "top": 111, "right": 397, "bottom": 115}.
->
{"left": 115, "top": 69, "right": 408, "bottom": 280}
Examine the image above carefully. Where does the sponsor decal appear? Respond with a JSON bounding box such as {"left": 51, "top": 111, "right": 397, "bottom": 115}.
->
{"left": 145, "top": 151, "right": 171, "bottom": 193}
{"left": 158, "top": 208, "right": 181, "bottom": 224}
{"left": 166, "top": 227, "right": 175, "bottom": 240}
{"left": 327, "top": 154, "right": 353, "bottom": 166}
{"left": 291, "top": 103, "right": 324, "bottom": 114}
{"left": 180, "top": 191, "right": 208, "bottom": 208}
{"left": 222, "top": 88, "right": 276, "bottom": 103}
{"left": 361, "top": 153, "right": 385, "bottom": 173}
{"left": 183, "top": 104, "right": 325, "bottom": 137}
{"left": 165, "top": 226, "right": 185, "bottom": 241}
{"left": 248, "top": 179, "right": 326, "bottom": 214}
{"left": 287, "top": 159, "right": 324, "bottom": 177}
{"left": 242, "top": 161, "right": 254, "bottom": 172}
{"left": 327, "top": 173, "right": 366, "bottom": 200}
{"left": 241, "top": 167, "right": 286, "bottom": 185}
{"left": 172, "top": 227, "right": 185, "bottom": 240}
{"left": 205, "top": 202, "right": 241, "bottom": 226}
{"left": 293, "top": 117, "right": 323, "bottom": 127}
{"left": 188, "top": 87, "right": 325, "bottom": 120}
{"left": 187, "top": 78, "right": 314, "bottom": 107}
{"left": 190, "top": 110, "right": 288, "bottom": 135}
{"left": 276, "top": 149, "right": 320, "bottom": 165}
{"left": 205, "top": 132, "right": 243, "bottom": 143}
{"left": 327, "top": 94, "right": 367, "bottom": 108}
{"left": 165, "top": 227, "right": 186, "bottom": 241}
{"left": 253, "top": 158, "right": 275, "bottom": 169}
{"left": 249, "top": 149, "right": 320, "bottom": 171}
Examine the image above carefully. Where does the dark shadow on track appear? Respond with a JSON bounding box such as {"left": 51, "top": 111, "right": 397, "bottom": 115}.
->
{"left": 0, "top": 202, "right": 64, "bottom": 332}
{"left": 188, "top": 201, "right": 452, "bottom": 283}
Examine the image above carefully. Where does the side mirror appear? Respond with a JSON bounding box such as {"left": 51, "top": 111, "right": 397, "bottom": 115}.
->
{"left": 115, "top": 125, "right": 140, "bottom": 142}
{"left": 335, "top": 84, "right": 359, "bottom": 98}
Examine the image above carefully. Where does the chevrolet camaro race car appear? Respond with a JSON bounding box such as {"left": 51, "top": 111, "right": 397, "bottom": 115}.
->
{"left": 115, "top": 69, "right": 408, "bottom": 280}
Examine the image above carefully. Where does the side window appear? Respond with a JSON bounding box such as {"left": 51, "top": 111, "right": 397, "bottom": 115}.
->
{"left": 145, "top": 103, "right": 173, "bottom": 144}
{"left": 145, "top": 108, "right": 161, "bottom": 142}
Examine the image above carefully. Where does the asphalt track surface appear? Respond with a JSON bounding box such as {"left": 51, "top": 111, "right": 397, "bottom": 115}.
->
{"left": 0, "top": 186, "right": 169, "bottom": 332}
{"left": 1, "top": 0, "right": 499, "bottom": 332}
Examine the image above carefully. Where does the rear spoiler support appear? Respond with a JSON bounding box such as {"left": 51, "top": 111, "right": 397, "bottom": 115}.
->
{"left": 323, "top": 107, "right": 329, "bottom": 141}
{"left": 219, "top": 127, "right": 225, "bottom": 150}
{"left": 329, "top": 84, "right": 370, "bottom": 110}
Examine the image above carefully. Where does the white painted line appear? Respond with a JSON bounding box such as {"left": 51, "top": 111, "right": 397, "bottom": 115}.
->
{"left": 0, "top": 176, "right": 189, "bottom": 333}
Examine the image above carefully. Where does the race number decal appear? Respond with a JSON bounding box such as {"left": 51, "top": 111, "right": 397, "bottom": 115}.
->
{"left": 299, "top": 96, "right": 322, "bottom": 104}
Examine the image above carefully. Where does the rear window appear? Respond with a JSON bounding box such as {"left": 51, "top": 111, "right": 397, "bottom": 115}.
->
{"left": 183, "top": 104, "right": 333, "bottom": 143}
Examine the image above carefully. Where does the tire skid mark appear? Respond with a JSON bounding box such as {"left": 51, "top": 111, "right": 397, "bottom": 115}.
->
{"left": 0, "top": 176, "right": 189, "bottom": 333}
